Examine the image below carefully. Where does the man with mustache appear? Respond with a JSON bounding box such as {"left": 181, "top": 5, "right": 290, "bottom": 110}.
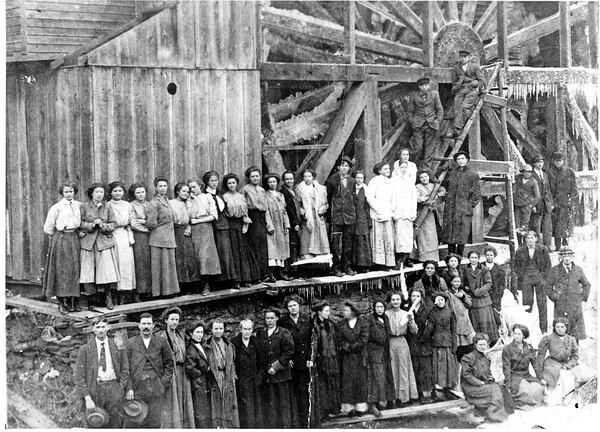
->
{"left": 124, "top": 313, "right": 174, "bottom": 428}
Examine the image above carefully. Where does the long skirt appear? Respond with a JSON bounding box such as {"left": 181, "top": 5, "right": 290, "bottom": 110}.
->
{"left": 367, "top": 358, "right": 395, "bottom": 403}
{"left": 132, "top": 231, "right": 152, "bottom": 294}
{"left": 394, "top": 218, "right": 414, "bottom": 253}
{"left": 416, "top": 212, "right": 440, "bottom": 261}
{"left": 112, "top": 227, "right": 135, "bottom": 291}
{"left": 462, "top": 382, "right": 508, "bottom": 422}
{"left": 432, "top": 347, "right": 458, "bottom": 388}
{"left": 371, "top": 220, "right": 395, "bottom": 266}
{"left": 469, "top": 306, "right": 500, "bottom": 341}
{"left": 161, "top": 363, "right": 195, "bottom": 428}
{"left": 190, "top": 223, "right": 221, "bottom": 275}
{"left": 246, "top": 209, "right": 269, "bottom": 277}
{"left": 340, "top": 352, "right": 368, "bottom": 405}
{"left": 411, "top": 354, "right": 435, "bottom": 393}
{"left": 80, "top": 245, "right": 119, "bottom": 285}
{"left": 210, "top": 376, "right": 240, "bottom": 428}
{"left": 389, "top": 336, "right": 418, "bottom": 402}
{"left": 299, "top": 209, "right": 330, "bottom": 256}
{"left": 173, "top": 225, "right": 201, "bottom": 283}
{"left": 311, "top": 369, "right": 340, "bottom": 425}
{"left": 214, "top": 229, "right": 237, "bottom": 281}
{"left": 43, "top": 231, "right": 80, "bottom": 298}
{"left": 352, "top": 233, "right": 372, "bottom": 267}
{"left": 192, "top": 387, "right": 212, "bottom": 429}
{"left": 511, "top": 379, "right": 544, "bottom": 407}
{"left": 237, "top": 377, "right": 263, "bottom": 428}
{"left": 227, "top": 218, "right": 262, "bottom": 283}
{"left": 150, "top": 246, "right": 180, "bottom": 297}
{"left": 261, "top": 381, "right": 296, "bottom": 428}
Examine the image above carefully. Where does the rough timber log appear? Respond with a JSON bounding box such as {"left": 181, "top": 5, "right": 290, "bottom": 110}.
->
{"left": 481, "top": 107, "right": 524, "bottom": 168}
{"left": 564, "top": 89, "right": 599, "bottom": 169}
{"left": 269, "top": 84, "right": 341, "bottom": 123}
{"left": 262, "top": 7, "right": 423, "bottom": 62}
{"left": 265, "top": 31, "right": 350, "bottom": 64}
{"left": 382, "top": 0, "right": 423, "bottom": 37}
{"left": 505, "top": 111, "right": 543, "bottom": 158}
{"left": 485, "top": 2, "right": 588, "bottom": 61}
{"left": 356, "top": 1, "right": 407, "bottom": 32}
{"left": 474, "top": 0, "right": 498, "bottom": 40}
{"left": 461, "top": 1, "right": 478, "bottom": 27}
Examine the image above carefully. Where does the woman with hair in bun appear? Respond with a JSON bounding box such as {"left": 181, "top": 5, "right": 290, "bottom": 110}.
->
{"left": 79, "top": 182, "right": 119, "bottom": 309}
{"left": 429, "top": 291, "right": 458, "bottom": 400}
{"left": 366, "top": 162, "right": 396, "bottom": 269}
{"left": 297, "top": 168, "right": 330, "bottom": 259}
{"left": 310, "top": 300, "right": 340, "bottom": 425}
{"left": 107, "top": 181, "right": 136, "bottom": 304}
{"left": 352, "top": 170, "right": 372, "bottom": 271}
{"left": 43, "top": 181, "right": 82, "bottom": 313}
{"left": 413, "top": 260, "right": 448, "bottom": 307}
{"left": 129, "top": 182, "right": 152, "bottom": 299}
{"left": 264, "top": 173, "right": 291, "bottom": 282}
{"left": 185, "top": 320, "right": 213, "bottom": 428}
{"left": 415, "top": 170, "right": 445, "bottom": 262}
{"left": 187, "top": 177, "right": 221, "bottom": 295}
{"left": 204, "top": 171, "right": 237, "bottom": 288}
{"left": 440, "top": 253, "right": 465, "bottom": 288}
{"left": 242, "top": 166, "right": 271, "bottom": 280}
{"left": 222, "top": 173, "right": 262, "bottom": 287}
{"left": 170, "top": 182, "right": 201, "bottom": 289}
{"left": 146, "top": 176, "right": 179, "bottom": 297}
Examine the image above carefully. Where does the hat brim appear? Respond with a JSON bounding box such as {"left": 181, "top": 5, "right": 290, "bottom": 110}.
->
{"left": 128, "top": 402, "right": 149, "bottom": 424}
{"left": 86, "top": 408, "right": 109, "bottom": 428}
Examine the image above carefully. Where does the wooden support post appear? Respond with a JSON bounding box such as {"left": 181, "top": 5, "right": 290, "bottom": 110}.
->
{"left": 422, "top": 1, "right": 434, "bottom": 67}
{"left": 344, "top": 1, "right": 356, "bottom": 64}
{"left": 556, "top": 85, "right": 568, "bottom": 154}
{"left": 357, "top": 80, "right": 382, "bottom": 181}
{"left": 590, "top": 1, "right": 599, "bottom": 69}
{"left": 497, "top": 0, "right": 508, "bottom": 67}
{"left": 469, "top": 115, "right": 484, "bottom": 243}
{"left": 559, "top": 1, "right": 572, "bottom": 68}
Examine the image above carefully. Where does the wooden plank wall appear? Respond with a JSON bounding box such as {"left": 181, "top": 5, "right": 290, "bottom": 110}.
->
{"left": 6, "top": 0, "right": 24, "bottom": 55}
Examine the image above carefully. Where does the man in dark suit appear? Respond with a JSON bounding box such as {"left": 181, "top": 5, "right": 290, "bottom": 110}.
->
{"left": 407, "top": 76, "right": 444, "bottom": 171}
{"left": 529, "top": 154, "right": 554, "bottom": 248}
{"left": 125, "top": 313, "right": 174, "bottom": 428}
{"left": 325, "top": 156, "right": 357, "bottom": 277}
{"left": 74, "top": 316, "right": 129, "bottom": 428}
{"left": 514, "top": 231, "right": 552, "bottom": 333}
{"left": 549, "top": 151, "right": 578, "bottom": 249}
{"left": 281, "top": 170, "right": 302, "bottom": 276}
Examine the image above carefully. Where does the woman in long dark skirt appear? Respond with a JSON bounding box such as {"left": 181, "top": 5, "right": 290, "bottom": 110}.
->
{"left": 204, "top": 171, "right": 237, "bottom": 288}
{"left": 232, "top": 319, "right": 264, "bottom": 428}
{"left": 429, "top": 291, "right": 458, "bottom": 400}
{"left": 128, "top": 183, "right": 152, "bottom": 300}
{"left": 406, "top": 287, "right": 437, "bottom": 403}
{"left": 185, "top": 320, "right": 213, "bottom": 428}
{"left": 352, "top": 170, "right": 372, "bottom": 271}
{"left": 43, "top": 181, "right": 82, "bottom": 313}
{"left": 242, "top": 166, "right": 271, "bottom": 281}
{"left": 367, "top": 298, "right": 395, "bottom": 416}
{"left": 310, "top": 300, "right": 340, "bottom": 426}
{"left": 338, "top": 300, "right": 370, "bottom": 415}
{"left": 169, "top": 182, "right": 201, "bottom": 289}
{"left": 222, "top": 173, "right": 262, "bottom": 287}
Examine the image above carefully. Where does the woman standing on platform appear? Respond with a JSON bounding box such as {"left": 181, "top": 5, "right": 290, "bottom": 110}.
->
{"left": 265, "top": 174, "right": 291, "bottom": 281}
{"left": 385, "top": 292, "right": 419, "bottom": 406}
{"left": 413, "top": 260, "right": 448, "bottom": 307}
{"left": 79, "top": 183, "right": 120, "bottom": 309}
{"left": 187, "top": 178, "right": 221, "bottom": 295}
{"left": 146, "top": 176, "right": 179, "bottom": 297}
{"left": 440, "top": 253, "right": 465, "bottom": 288}
{"left": 43, "top": 181, "right": 82, "bottom": 313}
{"left": 415, "top": 170, "right": 445, "bottom": 262}
{"left": 243, "top": 166, "right": 271, "bottom": 280}
{"left": 367, "top": 162, "right": 396, "bottom": 270}
{"left": 204, "top": 171, "right": 237, "bottom": 288}
{"left": 392, "top": 161, "right": 417, "bottom": 269}
{"left": 107, "top": 181, "right": 136, "bottom": 305}
{"left": 352, "top": 170, "right": 372, "bottom": 271}
{"left": 429, "top": 292, "right": 459, "bottom": 399}
{"left": 158, "top": 307, "right": 194, "bottom": 428}
{"left": 170, "top": 182, "right": 201, "bottom": 291}
{"left": 222, "top": 173, "right": 262, "bottom": 287}
{"left": 297, "top": 169, "right": 330, "bottom": 259}
{"left": 185, "top": 320, "right": 213, "bottom": 428}
{"left": 129, "top": 183, "right": 152, "bottom": 300}
{"left": 448, "top": 274, "right": 476, "bottom": 362}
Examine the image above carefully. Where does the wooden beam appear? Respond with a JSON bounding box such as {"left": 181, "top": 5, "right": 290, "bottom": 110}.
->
{"left": 382, "top": 120, "right": 410, "bottom": 159}
{"left": 559, "top": 1, "right": 572, "bottom": 68}
{"left": 269, "top": 84, "right": 340, "bottom": 123}
{"left": 461, "top": 1, "right": 478, "bottom": 27}
{"left": 483, "top": 93, "right": 507, "bottom": 107}
{"left": 260, "top": 62, "right": 453, "bottom": 82}
{"left": 7, "top": 390, "right": 59, "bottom": 429}
{"left": 474, "top": 1, "right": 498, "bottom": 38}
{"left": 505, "top": 111, "right": 543, "bottom": 158}
{"left": 590, "top": 2, "right": 599, "bottom": 69}
{"left": 344, "top": 1, "right": 356, "bottom": 64}
{"left": 447, "top": 1, "right": 459, "bottom": 21}
{"left": 431, "top": 1, "right": 446, "bottom": 31}
{"left": 496, "top": 0, "right": 508, "bottom": 67}
{"left": 423, "top": 0, "right": 434, "bottom": 67}
{"left": 382, "top": 1, "right": 423, "bottom": 37}
{"left": 265, "top": 31, "right": 350, "bottom": 64}
{"left": 314, "top": 82, "right": 369, "bottom": 181}
{"left": 505, "top": 67, "right": 598, "bottom": 85}
{"left": 5, "top": 296, "right": 100, "bottom": 321}
{"left": 356, "top": 1, "right": 407, "bottom": 31}
{"left": 262, "top": 7, "right": 423, "bottom": 62}
{"left": 485, "top": 2, "right": 587, "bottom": 60}
{"left": 358, "top": 81, "right": 382, "bottom": 179}
{"left": 564, "top": 89, "right": 599, "bottom": 169}
{"left": 263, "top": 144, "right": 330, "bottom": 151}
{"left": 469, "top": 116, "right": 485, "bottom": 243}
{"left": 556, "top": 85, "right": 568, "bottom": 154}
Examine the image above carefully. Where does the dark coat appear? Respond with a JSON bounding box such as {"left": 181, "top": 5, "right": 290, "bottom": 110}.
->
{"left": 501, "top": 341, "right": 540, "bottom": 393}
{"left": 337, "top": 315, "right": 370, "bottom": 404}
{"left": 547, "top": 263, "right": 591, "bottom": 340}
{"left": 487, "top": 264, "right": 506, "bottom": 311}
{"left": 126, "top": 334, "right": 174, "bottom": 395}
{"left": 442, "top": 165, "right": 481, "bottom": 244}
{"left": 406, "top": 304, "right": 434, "bottom": 356}
{"left": 514, "top": 244, "right": 551, "bottom": 280}
{"left": 325, "top": 173, "right": 357, "bottom": 225}
{"left": 79, "top": 201, "right": 117, "bottom": 251}
{"left": 146, "top": 196, "right": 177, "bottom": 248}
{"left": 255, "top": 326, "right": 294, "bottom": 384}
{"left": 353, "top": 186, "right": 372, "bottom": 235}
{"left": 429, "top": 303, "right": 457, "bottom": 350}
{"left": 74, "top": 338, "right": 129, "bottom": 399}
{"left": 414, "top": 274, "right": 448, "bottom": 306}
{"left": 231, "top": 334, "right": 263, "bottom": 428}
{"left": 462, "top": 263, "right": 493, "bottom": 308}
{"left": 280, "top": 185, "right": 302, "bottom": 229}
{"left": 451, "top": 62, "right": 486, "bottom": 93}
{"left": 536, "top": 333, "right": 579, "bottom": 387}
{"left": 366, "top": 313, "right": 395, "bottom": 402}
{"left": 550, "top": 166, "right": 578, "bottom": 208}
{"left": 407, "top": 89, "right": 444, "bottom": 130}
{"left": 185, "top": 341, "right": 213, "bottom": 426}
{"left": 513, "top": 175, "right": 540, "bottom": 208}
{"left": 460, "top": 349, "right": 494, "bottom": 393}
{"left": 532, "top": 169, "right": 554, "bottom": 213}
{"left": 279, "top": 313, "right": 313, "bottom": 371}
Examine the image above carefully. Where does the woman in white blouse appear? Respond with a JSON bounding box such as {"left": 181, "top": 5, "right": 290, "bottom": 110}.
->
{"left": 367, "top": 162, "right": 396, "bottom": 269}
{"left": 391, "top": 162, "right": 417, "bottom": 269}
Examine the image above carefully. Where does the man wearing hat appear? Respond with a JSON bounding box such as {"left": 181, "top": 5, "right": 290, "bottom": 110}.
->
{"left": 549, "top": 151, "right": 578, "bottom": 249}
{"left": 512, "top": 164, "right": 540, "bottom": 234}
{"left": 449, "top": 50, "right": 486, "bottom": 138}
{"left": 325, "top": 155, "right": 357, "bottom": 277}
{"left": 529, "top": 154, "right": 554, "bottom": 247}
{"left": 547, "top": 247, "right": 591, "bottom": 341}
{"left": 441, "top": 150, "right": 481, "bottom": 256}
{"left": 406, "top": 76, "right": 444, "bottom": 171}
{"left": 74, "top": 316, "right": 129, "bottom": 428}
